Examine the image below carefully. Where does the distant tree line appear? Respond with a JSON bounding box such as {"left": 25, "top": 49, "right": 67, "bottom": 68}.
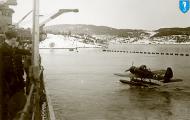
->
{"left": 152, "top": 27, "right": 190, "bottom": 37}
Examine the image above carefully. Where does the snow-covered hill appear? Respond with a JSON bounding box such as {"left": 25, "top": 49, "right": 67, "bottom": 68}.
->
{"left": 39, "top": 34, "right": 101, "bottom": 49}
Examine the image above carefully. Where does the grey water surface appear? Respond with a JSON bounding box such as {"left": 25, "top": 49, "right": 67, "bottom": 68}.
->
{"left": 40, "top": 48, "right": 190, "bottom": 120}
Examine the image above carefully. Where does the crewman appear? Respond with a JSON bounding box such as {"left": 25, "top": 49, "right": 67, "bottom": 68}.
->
{"left": 0, "top": 30, "right": 31, "bottom": 119}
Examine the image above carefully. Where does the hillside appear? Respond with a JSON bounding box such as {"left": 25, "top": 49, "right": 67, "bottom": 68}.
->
{"left": 45, "top": 24, "right": 147, "bottom": 37}
{"left": 152, "top": 27, "right": 190, "bottom": 37}
{"left": 44, "top": 24, "right": 190, "bottom": 44}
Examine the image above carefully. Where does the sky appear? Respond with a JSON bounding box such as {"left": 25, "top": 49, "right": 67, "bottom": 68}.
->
{"left": 7, "top": 0, "right": 190, "bottom": 30}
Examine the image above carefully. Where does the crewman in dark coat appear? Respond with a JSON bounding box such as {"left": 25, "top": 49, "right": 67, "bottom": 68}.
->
{"left": 0, "top": 30, "right": 31, "bottom": 119}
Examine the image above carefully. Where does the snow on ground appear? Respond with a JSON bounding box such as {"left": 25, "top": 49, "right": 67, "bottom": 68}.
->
{"left": 146, "top": 31, "right": 157, "bottom": 37}
{"left": 39, "top": 34, "right": 100, "bottom": 49}
{"left": 109, "top": 37, "right": 190, "bottom": 44}
{"left": 180, "top": 41, "right": 190, "bottom": 44}
{"left": 132, "top": 39, "right": 151, "bottom": 44}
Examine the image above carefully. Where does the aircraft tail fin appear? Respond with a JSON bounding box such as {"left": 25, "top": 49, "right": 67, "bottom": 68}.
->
{"left": 164, "top": 67, "right": 173, "bottom": 82}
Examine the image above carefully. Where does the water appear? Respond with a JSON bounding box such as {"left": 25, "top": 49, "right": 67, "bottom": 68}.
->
{"left": 40, "top": 48, "right": 190, "bottom": 120}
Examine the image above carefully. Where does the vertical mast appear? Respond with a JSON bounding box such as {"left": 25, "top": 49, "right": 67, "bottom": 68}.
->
{"left": 32, "top": 0, "right": 40, "bottom": 119}
{"left": 32, "top": 0, "right": 39, "bottom": 78}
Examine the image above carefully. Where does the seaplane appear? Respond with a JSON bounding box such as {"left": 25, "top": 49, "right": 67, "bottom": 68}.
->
{"left": 114, "top": 65, "right": 183, "bottom": 88}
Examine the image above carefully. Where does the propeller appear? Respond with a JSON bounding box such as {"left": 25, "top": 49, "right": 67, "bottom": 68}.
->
{"left": 125, "top": 61, "right": 134, "bottom": 72}
{"left": 132, "top": 61, "right": 134, "bottom": 66}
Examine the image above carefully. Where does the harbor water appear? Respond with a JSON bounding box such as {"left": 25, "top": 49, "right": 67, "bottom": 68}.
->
{"left": 40, "top": 46, "right": 190, "bottom": 120}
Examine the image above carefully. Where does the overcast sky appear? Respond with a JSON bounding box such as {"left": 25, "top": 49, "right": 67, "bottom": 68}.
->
{"left": 9, "top": 0, "right": 190, "bottom": 30}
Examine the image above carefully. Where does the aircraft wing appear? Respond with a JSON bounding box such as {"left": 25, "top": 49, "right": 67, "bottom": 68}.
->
{"left": 114, "top": 69, "right": 166, "bottom": 79}
{"left": 114, "top": 73, "right": 135, "bottom": 78}
{"left": 152, "top": 70, "right": 166, "bottom": 75}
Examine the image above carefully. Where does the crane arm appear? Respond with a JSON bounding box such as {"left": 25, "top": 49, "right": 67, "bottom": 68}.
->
{"left": 15, "top": 10, "right": 33, "bottom": 28}
{"left": 39, "top": 9, "right": 79, "bottom": 27}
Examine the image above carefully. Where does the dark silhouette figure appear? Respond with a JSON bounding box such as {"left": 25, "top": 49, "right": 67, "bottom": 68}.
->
{"left": 0, "top": 30, "right": 31, "bottom": 119}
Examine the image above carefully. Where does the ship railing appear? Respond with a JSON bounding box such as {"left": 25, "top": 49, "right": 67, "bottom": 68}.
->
{"left": 16, "top": 65, "right": 56, "bottom": 120}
